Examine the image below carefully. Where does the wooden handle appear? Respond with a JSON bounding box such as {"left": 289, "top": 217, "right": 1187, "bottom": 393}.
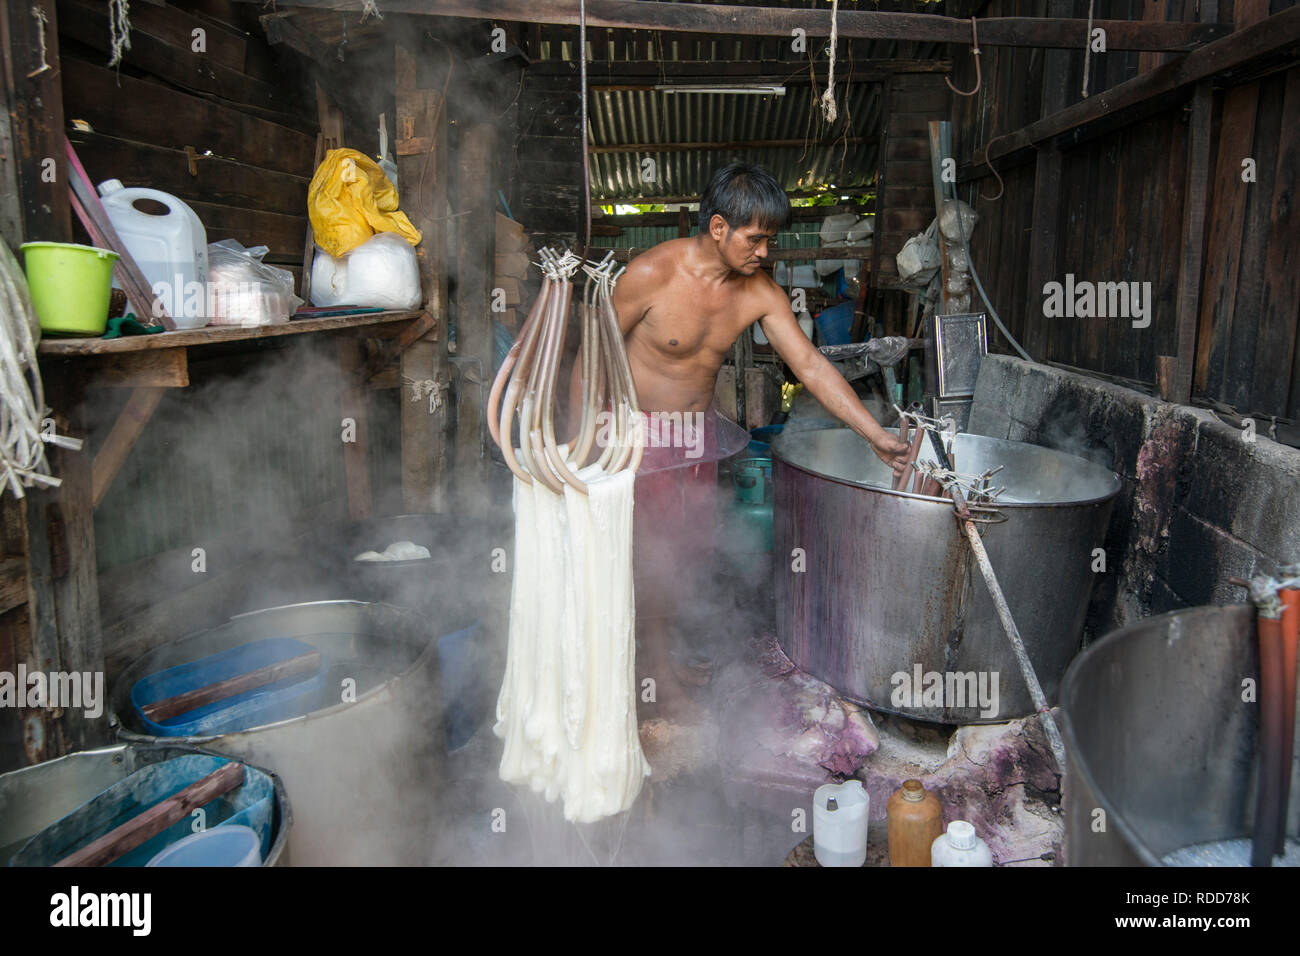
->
{"left": 141, "top": 651, "right": 322, "bottom": 724}
{"left": 53, "top": 763, "right": 245, "bottom": 867}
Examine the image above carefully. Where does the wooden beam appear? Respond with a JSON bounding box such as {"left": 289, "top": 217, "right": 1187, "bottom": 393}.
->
{"left": 590, "top": 137, "right": 866, "bottom": 154}
{"left": 960, "top": 6, "right": 1300, "bottom": 181}
{"left": 453, "top": 123, "right": 495, "bottom": 510}
{"left": 396, "top": 40, "right": 449, "bottom": 514}
{"left": 1164, "top": 80, "right": 1213, "bottom": 404}
{"left": 565, "top": 59, "right": 950, "bottom": 81}
{"left": 588, "top": 244, "right": 873, "bottom": 263}
{"left": 2, "top": 0, "right": 71, "bottom": 244}
{"left": 37, "top": 310, "right": 427, "bottom": 356}
{"left": 253, "top": 0, "right": 1227, "bottom": 50}
{"left": 91, "top": 387, "right": 167, "bottom": 509}
{"left": 83, "top": 350, "right": 189, "bottom": 388}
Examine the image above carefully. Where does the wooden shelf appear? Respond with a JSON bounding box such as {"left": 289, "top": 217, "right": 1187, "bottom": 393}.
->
{"left": 37, "top": 310, "right": 427, "bottom": 357}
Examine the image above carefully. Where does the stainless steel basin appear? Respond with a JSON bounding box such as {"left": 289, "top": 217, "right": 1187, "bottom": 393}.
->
{"left": 772, "top": 427, "right": 1120, "bottom": 723}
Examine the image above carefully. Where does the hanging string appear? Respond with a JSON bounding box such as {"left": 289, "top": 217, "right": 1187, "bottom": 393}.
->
{"left": 108, "top": 0, "right": 132, "bottom": 68}
{"left": 819, "top": 0, "right": 839, "bottom": 124}
{"left": 1081, "top": 0, "right": 1096, "bottom": 98}
{"left": 578, "top": 0, "right": 592, "bottom": 260}
{"left": 27, "top": 6, "right": 50, "bottom": 78}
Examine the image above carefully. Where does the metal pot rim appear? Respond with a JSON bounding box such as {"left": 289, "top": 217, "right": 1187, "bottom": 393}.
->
{"left": 771, "top": 428, "right": 1122, "bottom": 508}
{"left": 111, "top": 600, "right": 438, "bottom": 742}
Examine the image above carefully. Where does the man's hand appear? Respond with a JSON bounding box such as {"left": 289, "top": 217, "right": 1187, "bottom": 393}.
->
{"left": 869, "top": 429, "right": 911, "bottom": 479}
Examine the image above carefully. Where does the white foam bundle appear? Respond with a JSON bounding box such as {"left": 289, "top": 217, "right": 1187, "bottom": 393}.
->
{"left": 494, "top": 465, "right": 650, "bottom": 823}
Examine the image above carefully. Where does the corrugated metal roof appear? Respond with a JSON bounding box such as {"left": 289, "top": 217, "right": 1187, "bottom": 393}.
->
{"left": 588, "top": 82, "right": 882, "bottom": 200}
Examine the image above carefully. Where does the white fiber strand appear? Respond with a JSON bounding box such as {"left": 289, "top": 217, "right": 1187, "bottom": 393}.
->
{"left": 495, "top": 467, "right": 649, "bottom": 823}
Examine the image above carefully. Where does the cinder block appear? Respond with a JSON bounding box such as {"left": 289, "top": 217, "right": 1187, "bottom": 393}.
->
{"left": 1176, "top": 407, "right": 1300, "bottom": 563}
{"left": 1156, "top": 505, "right": 1262, "bottom": 608}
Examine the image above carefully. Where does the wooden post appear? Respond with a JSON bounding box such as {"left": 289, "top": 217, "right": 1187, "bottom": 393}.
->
{"left": 1164, "top": 81, "right": 1213, "bottom": 404}
{"left": 453, "top": 123, "right": 496, "bottom": 513}
{"left": 396, "top": 41, "right": 449, "bottom": 514}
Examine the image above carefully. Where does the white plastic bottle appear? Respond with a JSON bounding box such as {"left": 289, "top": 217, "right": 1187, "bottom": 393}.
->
{"left": 97, "top": 179, "right": 209, "bottom": 328}
{"left": 813, "top": 779, "right": 869, "bottom": 867}
{"left": 931, "top": 820, "right": 993, "bottom": 867}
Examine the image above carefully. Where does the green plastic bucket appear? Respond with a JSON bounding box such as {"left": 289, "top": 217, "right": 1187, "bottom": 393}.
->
{"left": 20, "top": 241, "right": 119, "bottom": 336}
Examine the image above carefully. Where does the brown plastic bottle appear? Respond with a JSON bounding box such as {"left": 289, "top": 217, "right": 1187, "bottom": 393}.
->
{"left": 887, "top": 779, "right": 944, "bottom": 867}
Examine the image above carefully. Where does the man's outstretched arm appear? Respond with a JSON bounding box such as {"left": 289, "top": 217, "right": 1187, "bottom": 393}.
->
{"left": 759, "top": 291, "right": 909, "bottom": 477}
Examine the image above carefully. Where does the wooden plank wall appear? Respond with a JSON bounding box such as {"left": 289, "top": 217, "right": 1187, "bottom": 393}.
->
{"left": 872, "top": 72, "right": 952, "bottom": 290}
{"left": 55, "top": 0, "right": 315, "bottom": 282}
{"left": 954, "top": 0, "right": 1300, "bottom": 420}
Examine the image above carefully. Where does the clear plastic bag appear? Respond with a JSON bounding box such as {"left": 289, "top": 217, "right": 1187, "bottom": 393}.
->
{"left": 206, "top": 239, "right": 302, "bottom": 326}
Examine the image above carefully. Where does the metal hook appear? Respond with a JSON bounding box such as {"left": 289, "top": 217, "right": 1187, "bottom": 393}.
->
{"left": 945, "top": 18, "right": 982, "bottom": 98}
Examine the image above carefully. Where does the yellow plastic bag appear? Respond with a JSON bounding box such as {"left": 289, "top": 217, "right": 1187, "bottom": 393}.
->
{"left": 308, "top": 148, "right": 422, "bottom": 259}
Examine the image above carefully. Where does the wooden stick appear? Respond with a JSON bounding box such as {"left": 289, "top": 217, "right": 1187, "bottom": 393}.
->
{"left": 141, "top": 650, "right": 322, "bottom": 723}
{"left": 53, "top": 762, "right": 245, "bottom": 867}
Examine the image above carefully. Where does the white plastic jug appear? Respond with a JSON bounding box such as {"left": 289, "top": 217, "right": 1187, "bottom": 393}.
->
{"left": 813, "top": 779, "right": 869, "bottom": 867}
{"left": 97, "top": 179, "right": 209, "bottom": 329}
{"left": 931, "top": 820, "right": 994, "bottom": 867}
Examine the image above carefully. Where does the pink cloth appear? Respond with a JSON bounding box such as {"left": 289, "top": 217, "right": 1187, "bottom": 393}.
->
{"left": 632, "top": 408, "right": 745, "bottom": 620}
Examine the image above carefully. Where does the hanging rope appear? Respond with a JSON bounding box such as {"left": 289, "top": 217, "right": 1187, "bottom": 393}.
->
{"left": 27, "top": 6, "right": 50, "bottom": 78}
{"left": 819, "top": 0, "right": 840, "bottom": 123}
{"left": 945, "top": 18, "right": 982, "bottom": 97}
{"left": 1081, "top": 0, "right": 1096, "bottom": 98}
{"left": 107, "top": 0, "right": 131, "bottom": 68}
{"left": 578, "top": 0, "right": 592, "bottom": 259}
{"left": 0, "top": 243, "right": 83, "bottom": 499}
{"left": 360, "top": 0, "right": 382, "bottom": 21}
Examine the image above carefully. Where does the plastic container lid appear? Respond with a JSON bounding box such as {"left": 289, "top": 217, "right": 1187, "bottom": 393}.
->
{"left": 146, "top": 825, "right": 262, "bottom": 867}
{"left": 97, "top": 178, "right": 125, "bottom": 196}
{"left": 946, "top": 820, "right": 977, "bottom": 850}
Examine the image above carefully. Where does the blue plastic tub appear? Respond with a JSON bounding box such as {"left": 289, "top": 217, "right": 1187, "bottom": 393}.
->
{"left": 130, "top": 637, "right": 327, "bottom": 737}
{"left": 9, "top": 754, "right": 276, "bottom": 867}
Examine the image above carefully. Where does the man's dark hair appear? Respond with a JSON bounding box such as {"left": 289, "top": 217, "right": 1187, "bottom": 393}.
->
{"left": 698, "top": 162, "right": 792, "bottom": 235}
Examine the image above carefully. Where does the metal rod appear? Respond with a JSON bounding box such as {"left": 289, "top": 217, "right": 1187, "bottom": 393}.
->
{"left": 927, "top": 428, "right": 1067, "bottom": 773}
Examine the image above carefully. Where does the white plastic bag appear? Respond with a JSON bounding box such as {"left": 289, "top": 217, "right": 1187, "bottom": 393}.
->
{"left": 939, "top": 200, "right": 979, "bottom": 243}
{"left": 310, "top": 231, "right": 421, "bottom": 310}
{"left": 819, "top": 212, "right": 860, "bottom": 244}
{"left": 896, "top": 220, "right": 940, "bottom": 288}
{"left": 845, "top": 215, "right": 874, "bottom": 242}
{"left": 206, "top": 239, "right": 302, "bottom": 326}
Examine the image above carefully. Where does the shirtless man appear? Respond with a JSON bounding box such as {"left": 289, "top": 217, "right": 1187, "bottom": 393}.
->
{"left": 572, "top": 162, "right": 910, "bottom": 717}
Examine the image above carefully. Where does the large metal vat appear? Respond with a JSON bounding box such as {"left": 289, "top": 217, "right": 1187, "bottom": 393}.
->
{"left": 1060, "top": 604, "right": 1299, "bottom": 866}
{"left": 772, "top": 427, "right": 1119, "bottom": 723}
{"left": 110, "top": 601, "right": 444, "bottom": 866}
{"left": 0, "top": 743, "right": 292, "bottom": 866}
